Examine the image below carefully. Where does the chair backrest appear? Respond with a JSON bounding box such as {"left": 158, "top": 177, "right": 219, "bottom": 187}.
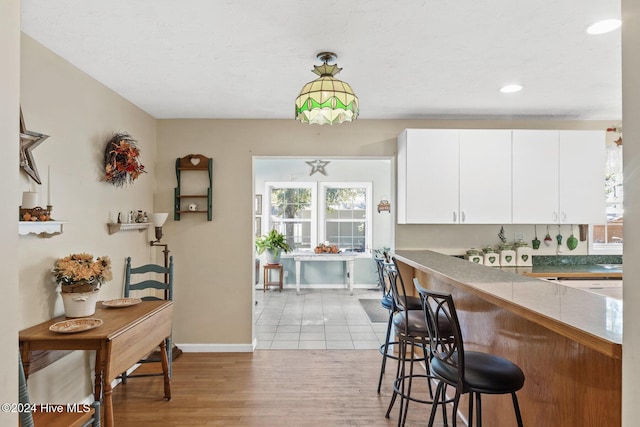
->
{"left": 413, "top": 281, "right": 466, "bottom": 388}
{"left": 374, "top": 256, "right": 392, "bottom": 300}
{"left": 124, "top": 256, "right": 174, "bottom": 301}
{"left": 387, "top": 257, "right": 412, "bottom": 310}
{"left": 18, "top": 355, "right": 34, "bottom": 427}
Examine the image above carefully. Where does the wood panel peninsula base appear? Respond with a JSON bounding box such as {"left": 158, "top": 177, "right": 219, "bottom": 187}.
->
{"left": 394, "top": 250, "right": 622, "bottom": 427}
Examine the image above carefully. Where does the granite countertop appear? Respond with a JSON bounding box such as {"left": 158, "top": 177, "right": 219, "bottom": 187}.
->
{"left": 513, "top": 264, "right": 623, "bottom": 278}
{"left": 395, "top": 250, "right": 622, "bottom": 356}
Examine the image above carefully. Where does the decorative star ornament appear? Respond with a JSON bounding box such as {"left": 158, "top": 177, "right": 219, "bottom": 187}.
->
{"left": 19, "top": 109, "right": 49, "bottom": 184}
{"left": 306, "top": 159, "right": 330, "bottom": 176}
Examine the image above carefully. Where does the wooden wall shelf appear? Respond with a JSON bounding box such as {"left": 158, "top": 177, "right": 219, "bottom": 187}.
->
{"left": 174, "top": 154, "right": 213, "bottom": 221}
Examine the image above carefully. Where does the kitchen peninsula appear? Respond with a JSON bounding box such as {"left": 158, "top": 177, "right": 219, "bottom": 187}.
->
{"left": 394, "top": 250, "right": 621, "bottom": 427}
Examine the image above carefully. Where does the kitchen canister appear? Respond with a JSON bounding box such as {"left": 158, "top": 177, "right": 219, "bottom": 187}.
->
{"left": 514, "top": 240, "right": 533, "bottom": 266}
{"left": 499, "top": 244, "right": 516, "bottom": 267}
{"left": 465, "top": 248, "right": 484, "bottom": 265}
{"left": 482, "top": 246, "right": 500, "bottom": 267}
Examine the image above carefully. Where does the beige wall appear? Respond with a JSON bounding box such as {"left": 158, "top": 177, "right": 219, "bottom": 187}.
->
{"left": 156, "top": 118, "right": 612, "bottom": 348}
{"left": 1, "top": 1, "right": 20, "bottom": 424}
{"left": 18, "top": 34, "right": 157, "bottom": 403}
{"left": 622, "top": 0, "right": 639, "bottom": 424}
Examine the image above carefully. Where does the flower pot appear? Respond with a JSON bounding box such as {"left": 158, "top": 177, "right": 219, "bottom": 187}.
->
{"left": 61, "top": 291, "right": 99, "bottom": 317}
{"left": 265, "top": 249, "right": 281, "bottom": 265}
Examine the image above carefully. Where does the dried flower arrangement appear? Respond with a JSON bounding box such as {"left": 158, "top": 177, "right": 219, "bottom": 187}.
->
{"left": 104, "top": 133, "right": 146, "bottom": 187}
{"left": 53, "top": 253, "right": 113, "bottom": 293}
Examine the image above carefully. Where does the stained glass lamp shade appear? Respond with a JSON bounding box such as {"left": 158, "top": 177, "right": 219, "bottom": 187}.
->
{"left": 295, "top": 52, "right": 359, "bottom": 125}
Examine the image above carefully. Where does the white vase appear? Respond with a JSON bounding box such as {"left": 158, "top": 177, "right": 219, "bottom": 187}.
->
{"left": 61, "top": 291, "right": 99, "bottom": 317}
{"left": 265, "top": 249, "right": 281, "bottom": 265}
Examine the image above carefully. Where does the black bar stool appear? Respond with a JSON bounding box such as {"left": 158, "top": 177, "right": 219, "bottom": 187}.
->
{"left": 375, "top": 255, "right": 423, "bottom": 393}
{"left": 385, "top": 257, "right": 450, "bottom": 427}
{"left": 414, "top": 281, "right": 525, "bottom": 427}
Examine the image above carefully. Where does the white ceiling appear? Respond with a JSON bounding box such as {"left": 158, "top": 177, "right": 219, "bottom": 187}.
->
{"left": 21, "top": 0, "right": 622, "bottom": 121}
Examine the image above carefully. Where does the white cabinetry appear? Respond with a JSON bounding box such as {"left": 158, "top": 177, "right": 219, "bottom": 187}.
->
{"left": 397, "top": 129, "right": 511, "bottom": 224}
{"left": 398, "top": 129, "right": 458, "bottom": 223}
{"left": 512, "top": 130, "right": 605, "bottom": 224}
{"left": 459, "top": 130, "right": 512, "bottom": 224}
{"left": 558, "top": 131, "right": 606, "bottom": 224}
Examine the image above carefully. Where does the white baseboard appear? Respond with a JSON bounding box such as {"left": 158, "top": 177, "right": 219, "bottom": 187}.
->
{"left": 177, "top": 343, "right": 254, "bottom": 352}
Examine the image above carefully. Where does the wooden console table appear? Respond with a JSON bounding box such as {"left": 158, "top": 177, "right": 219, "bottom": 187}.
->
{"left": 291, "top": 253, "right": 356, "bottom": 295}
{"left": 19, "top": 300, "right": 173, "bottom": 427}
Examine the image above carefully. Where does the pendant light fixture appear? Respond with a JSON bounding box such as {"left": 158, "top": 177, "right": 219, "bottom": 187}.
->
{"left": 295, "top": 52, "right": 359, "bottom": 125}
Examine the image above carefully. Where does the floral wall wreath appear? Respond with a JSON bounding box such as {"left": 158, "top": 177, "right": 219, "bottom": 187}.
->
{"left": 104, "top": 132, "right": 146, "bottom": 187}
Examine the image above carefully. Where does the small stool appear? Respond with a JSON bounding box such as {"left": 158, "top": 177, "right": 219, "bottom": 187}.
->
{"left": 263, "top": 263, "right": 283, "bottom": 292}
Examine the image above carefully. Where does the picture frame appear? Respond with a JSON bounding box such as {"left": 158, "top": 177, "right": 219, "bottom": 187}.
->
{"left": 254, "top": 216, "right": 262, "bottom": 237}
{"left": 255, "top": 194, "right": 262, "bottom": 215}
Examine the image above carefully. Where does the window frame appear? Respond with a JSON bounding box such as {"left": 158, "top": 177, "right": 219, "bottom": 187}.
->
{"left": 588, "top": 139, "right": 623, "bottom": 255}
{"left": 319, "top": 182, "right": 373, "bottom": 254}
{"left": 264, "top": 181, "right": 373, "bottom": 255}
{"left": 264, "top": 182, "right": 317, "bottom": 251}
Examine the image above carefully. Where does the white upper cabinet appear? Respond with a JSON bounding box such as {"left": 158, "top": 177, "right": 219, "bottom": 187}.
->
{"left": 397, "top": 129, "right": 511, "bottom": 224}
{"left": 398, "top": 129, "right": 459, "bottom": 223}
{"left": 512, "top": 130, "right": 560, "bottom": 223}
{"left": 512, "top": 130, "right": 605, "bottom": 224}
{"left": 558, "top": 131, "right": 606, "bottom": 224}
{"left": 399, "top": 128, "right": 605, "bottom": 225}
{"left": 459, "top": 130, "right": 512, "bottom": 224}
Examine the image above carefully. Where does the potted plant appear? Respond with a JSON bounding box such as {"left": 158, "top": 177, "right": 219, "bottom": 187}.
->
{"left": 255, "top": 229, "right": 292, "bottom": 264}
{"left": 52, "top": 253, "right": 112, "bottom": 317}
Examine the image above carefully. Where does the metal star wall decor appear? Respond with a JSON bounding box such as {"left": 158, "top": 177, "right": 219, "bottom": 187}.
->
{"left": 19, "top": 108, "right": 49, "bottom": 184}
{"left": 306, "top": 159, "right": 330, "bottom": 176}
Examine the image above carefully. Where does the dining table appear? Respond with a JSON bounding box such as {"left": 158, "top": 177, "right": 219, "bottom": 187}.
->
{"left": 19, "top": 299, "right": 173, "bottom": 427}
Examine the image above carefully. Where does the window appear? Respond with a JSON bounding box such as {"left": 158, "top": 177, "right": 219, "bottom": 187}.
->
{"left": 266, "top": 183, "right": 316, "bottom": 251}
{"left": 320, "top": 183, "right": 372, "bottom": 252}
{"left": 590, "top": 136, "right": 623, "bottom": 254}
{"left": 264, "top": 181, "right": 372, "bottom": 253}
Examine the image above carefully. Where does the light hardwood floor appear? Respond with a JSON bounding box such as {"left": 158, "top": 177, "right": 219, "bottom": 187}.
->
{"left": 112, "top": 350, "right": 458, "bottom": 426}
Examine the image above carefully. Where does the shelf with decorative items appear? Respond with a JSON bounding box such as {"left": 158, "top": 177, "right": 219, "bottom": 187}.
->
{"left": 19, "top": 200, "right": 68, "bottom": 236}
{"left": 174, "top": 154, "right": 212, "bottom": 221}
{"left": 107, "top": 222, "right": 151, "bottom": 235}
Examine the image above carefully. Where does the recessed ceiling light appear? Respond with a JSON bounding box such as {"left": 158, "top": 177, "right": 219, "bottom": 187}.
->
{"left": 500, "top": 84, "right": 523, "bottom": 94}
{"left": 586, "top": 19, "right": 621, "bottom": 35}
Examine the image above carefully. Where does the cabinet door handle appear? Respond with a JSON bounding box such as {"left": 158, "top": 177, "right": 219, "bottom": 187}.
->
{"left": 552, "top": 212, "right": 558, "bottom": 222}
{"left": 561, "top": 212, "right": 567, "bottom": 222}
{"left": 461, "top": 211, "right": 466, "bottom": 223}
{"left": 453, "top": 211, "right": 457, "bottom": 223}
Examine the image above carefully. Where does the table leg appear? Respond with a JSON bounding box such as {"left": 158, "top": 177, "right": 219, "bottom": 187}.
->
{"left": 347, "top": 259, "right": 354, "bottom": 295}
{"left": 296, "top": 260, "right": 301, "bottom": 294}
{"left": 159, "top": 339, "right": 172, "bottom": 400}
{"left": 94, "top": 346, "right": 112, "bottom": 427}
{"left": 103, "top": 380, "right": 113, "bottom": 427}
{"left": 263, "top": 265, "right": 267, "bottom": 292}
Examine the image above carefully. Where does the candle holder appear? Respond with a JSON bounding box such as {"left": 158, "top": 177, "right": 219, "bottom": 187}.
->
{"left": 19, "top": 205, "right": 53, "bottom": 221}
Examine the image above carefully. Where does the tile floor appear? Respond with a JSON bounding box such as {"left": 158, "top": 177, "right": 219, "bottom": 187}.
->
{"left": 254, "top": 287, "right": 389, "bottom": 350}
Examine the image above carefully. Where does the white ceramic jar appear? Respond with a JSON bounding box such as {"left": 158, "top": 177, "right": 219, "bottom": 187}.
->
{"left": 499, "top": 244, "right": 516, "bottom": 267}
{"left": 465, "top": 248, "right": 484, "bottom": 265}
{"left": 482, "top": 246, "right": 500, "bottom": 267}
{"left": 515, "top": 241, "right": 533, "bottom": 266}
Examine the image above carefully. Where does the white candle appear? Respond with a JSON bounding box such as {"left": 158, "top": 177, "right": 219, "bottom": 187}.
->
{"left": 47, "top": 165, "right": 51, "bottom": 206}
{"left": 22, "top": 191, "right": 38, "bottom": 209}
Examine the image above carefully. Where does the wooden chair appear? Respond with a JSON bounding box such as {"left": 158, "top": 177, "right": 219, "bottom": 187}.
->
{"left": 414, "top": 283, "right": 525, "bottom": 427}
{"left": 120, "top": 256, "right": 174, "bottom": 382}
{"left": 19, "top": 355, "right": 100, "bottom": 427}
